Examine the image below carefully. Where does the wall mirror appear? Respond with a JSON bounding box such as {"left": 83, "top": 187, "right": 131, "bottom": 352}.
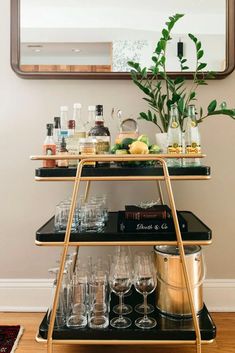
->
{"left": 11, "top": 0, "right": 235, "bottom": 79}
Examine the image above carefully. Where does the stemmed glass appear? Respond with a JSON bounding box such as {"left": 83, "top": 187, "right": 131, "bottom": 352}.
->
{"left": 134, "top": 253, "right": 157, "bottom": 329}
{"left": 112, "top": 247, "right": 133, "bottom": 315}
{"left": 109, "top": 255, "right": 132, "bottom": 328}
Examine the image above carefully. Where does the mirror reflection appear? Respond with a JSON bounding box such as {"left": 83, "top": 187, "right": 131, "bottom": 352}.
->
{"left": 20, "top": 0, "right": 226, "bottom": 73}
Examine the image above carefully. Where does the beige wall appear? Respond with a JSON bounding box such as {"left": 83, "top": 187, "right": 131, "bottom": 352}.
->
{"left": 1, "top": 0, "right": 235, "bottom": 279}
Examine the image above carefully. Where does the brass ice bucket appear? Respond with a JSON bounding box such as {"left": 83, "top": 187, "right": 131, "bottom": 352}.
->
{"left": 154, "top": 245, "right": 204, "bottom": 318}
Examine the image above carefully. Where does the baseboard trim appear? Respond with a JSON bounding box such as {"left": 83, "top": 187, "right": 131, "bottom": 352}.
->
{"left": 0, "top": 278, "right": 234, "bottom": 312}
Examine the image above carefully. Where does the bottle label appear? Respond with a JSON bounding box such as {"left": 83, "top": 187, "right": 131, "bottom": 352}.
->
{"left": 168, "top": 144, "right": 183, "bottom": 154}
{"left": 43, "top": 144, "right": 56, "bottom": 168}
{"left": 96, "top": 136, "right": 110, "bottom": 154}
{"left": 186, "top": 144, "right": 201, "bottom": 154}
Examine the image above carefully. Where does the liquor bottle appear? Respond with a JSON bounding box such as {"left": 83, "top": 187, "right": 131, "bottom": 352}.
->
{"left": 184, "top": 105, "right": 201, "bottom": 166}
{"left": 66, "top": 103, "right": 85, "bottom": 167}
{"left": 88, "top": 105, "right": 111, "bottom": 156}
{"left": 53, "top": 117, "right": 61, "bottom": 153}
{"left": 73, "top": 103, "right": 86, "bottom": 139}
{"left": 85, "top": 105, "right": 96, "bottom": 133}
{"left": 68, "top": 119, "right": 75, "bottom": 137}
{"left": 60, "top": 106, "right": 69, "bottom": 138}
{"left": 43, "top": 124, "right": 56, "bottom": 168}
{"left": 167, "top": 104, "right": 183, "bottom": 167}
{"left": 57, "top": 137, "right": 69, "bottom": 168}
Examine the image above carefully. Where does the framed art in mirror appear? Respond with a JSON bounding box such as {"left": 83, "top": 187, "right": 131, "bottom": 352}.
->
{"left": 11, "top": 0, "right": 235, "bottom": 79}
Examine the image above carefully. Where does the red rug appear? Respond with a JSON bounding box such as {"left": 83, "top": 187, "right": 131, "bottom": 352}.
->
{"left": 0, "top": 326, "right": 23, "bottom": 353}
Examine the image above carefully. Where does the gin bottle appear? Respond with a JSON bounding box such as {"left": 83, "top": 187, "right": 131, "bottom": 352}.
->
{"left": 167, "top": 104, "right": 183, "bottom": 167}
{"left": 184, "top": 105, "right": 201, "bottom": 166}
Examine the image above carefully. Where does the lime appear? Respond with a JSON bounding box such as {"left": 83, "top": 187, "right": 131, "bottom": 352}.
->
{"left": 149, "top": 144, "right": 161, "bottom": 154}
{"left": 137, "top": 134, "right": 150, "bottom": 146}
{"left": 120, "top": 138, "right": 135, "bottom": 150}
{"left": 111, "top": 144, "right": 122, "bottom": 154}
{"left": 115, "top": 149, "right": 129, "bottom": 155}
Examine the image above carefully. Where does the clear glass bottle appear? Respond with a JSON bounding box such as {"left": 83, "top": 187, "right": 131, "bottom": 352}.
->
{"left": 53, "top": 117, "right": 61, "bottom": 153}
{"left": 79, "top": 137, "right": 97, "bottom": 167}
{"left": 66, "top": 104, "right": 85, "bottom": 167}
{"left": 167, "top": 104, "right": 183, "bottom": 167}
{"left": 43, "top": 124, "right": 56, "bottom": 168}
{"left": 60, "top": 106, "right": 69, "bottom": 138}
{"left": 184, "top": 105, "right": 201, "bottom": 167}
{"left": 88, "top": 105, "right": 111, "bottom": 155}
{"left": 57, "top": 137, "right": 69, "bottom": 168}
{"left": 85, "top": 105, "right": 96, "bottom": 133}
{"left": 73, "top": 103, "right": 86, "bottom": 139}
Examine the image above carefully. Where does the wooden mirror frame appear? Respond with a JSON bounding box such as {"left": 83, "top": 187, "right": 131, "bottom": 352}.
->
{"left": 11, "top": 0, "right": 235, "bottom": 80}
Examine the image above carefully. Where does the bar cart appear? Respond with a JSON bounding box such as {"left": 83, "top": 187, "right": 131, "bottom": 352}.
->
{"left": 31, "top": 153, "right": 216, "bottom": 353}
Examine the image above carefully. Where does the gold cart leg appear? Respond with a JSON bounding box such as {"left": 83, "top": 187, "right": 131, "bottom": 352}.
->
{"left": 160, "top": 158, "right": 202, "bottom": 353}
{"left": 47, "top": 338, "right": 53, "bottom": 353}
{"left": 84, "top": 180, "right": 91, "bottom": 202}
{"left": 156, "top": 180, "right": 165, "bottom": 205}
{"left": 47, "top": 161, "right": 85, "bottom": 353}
{"left": 72, "top": 181, "right": 91, "bottom": 272}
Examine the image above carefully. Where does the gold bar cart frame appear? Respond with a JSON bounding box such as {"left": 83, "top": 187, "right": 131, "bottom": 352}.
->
{"left": 31, "top": 154, "right": 211, "bottom": 353}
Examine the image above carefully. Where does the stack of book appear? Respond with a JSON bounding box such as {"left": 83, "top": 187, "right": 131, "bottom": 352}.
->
{"left": 118, "top": 205, "right": 187, "bottom": 233}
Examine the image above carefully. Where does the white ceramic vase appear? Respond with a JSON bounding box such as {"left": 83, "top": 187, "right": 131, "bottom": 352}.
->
{"left": 155, "top": 132, "right": 168, "bottom": 153}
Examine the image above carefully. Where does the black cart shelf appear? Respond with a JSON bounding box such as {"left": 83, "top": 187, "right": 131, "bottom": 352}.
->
{"left": 38, "top": 292, "right": 216, "bottom": 343}
{"left": 36, "top": 211, "right": 212, "bottom": 246}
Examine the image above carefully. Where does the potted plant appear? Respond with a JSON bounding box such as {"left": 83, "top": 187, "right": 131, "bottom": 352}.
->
{"left": 128, "top": 13, "right": 235, "bottom": 151}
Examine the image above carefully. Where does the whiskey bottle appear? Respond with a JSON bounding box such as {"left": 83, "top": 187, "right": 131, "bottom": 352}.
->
{"left": 167, "top": 104, "right": 183, "bottom": 167}
{"left": 184, "top": 105, "right": 201, "bottom": 166}
{"left": 88, "top": 105, "right": 110, "bottom": 156}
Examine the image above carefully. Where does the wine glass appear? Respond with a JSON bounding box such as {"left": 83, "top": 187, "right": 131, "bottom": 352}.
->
{"left": 134, "top": 253, "right": 157, "bottom": 329}
{"left": 112, "top": 247, "right": 133, "bottom": 315}
{"left": 109, "top": 255, "right": 132, "bottom": 328}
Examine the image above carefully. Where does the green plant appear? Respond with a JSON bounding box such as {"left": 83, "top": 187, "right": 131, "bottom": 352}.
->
{"left": 128, "top": 13, "right": 235, "bottom": 133}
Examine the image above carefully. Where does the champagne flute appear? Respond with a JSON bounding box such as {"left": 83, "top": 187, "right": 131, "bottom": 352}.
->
{"left": 134, "top": 253, "right": 157, "bottom": 329}
{"left": 109, "top": 255, "right": 132, "bottom": 328}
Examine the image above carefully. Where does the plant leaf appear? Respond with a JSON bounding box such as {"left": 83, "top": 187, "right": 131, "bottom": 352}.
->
{"left": 197, "top": 50, "right": 204, "bottom": 60}
{"left": 207, "top": 100, "right": 217, "bottom": 113}
{"left": 188, "top": 33, "right": 197, "bottom": 43}
{"left": 162, "top": 29, "right": 169, "bottom": 40}
{"left": 198, "top": 63, "right": 207, "bottom": 71}
{"left": 128, "top": 61, "right": 141, "bottom": 72}
{"left": 189, "top": 92, "right": 196, "bottom": 101}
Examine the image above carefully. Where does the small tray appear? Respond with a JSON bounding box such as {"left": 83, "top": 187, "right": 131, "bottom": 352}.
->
{"left": 39, "top": 290, "right": 216, "bottom": 341}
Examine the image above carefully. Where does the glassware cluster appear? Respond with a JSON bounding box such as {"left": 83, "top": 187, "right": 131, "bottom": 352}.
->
{"left": 54, "top": 195, "right": 108, "bottom": 233}
{"left": 47, "top": 248, "right": 157, "bottom": 331}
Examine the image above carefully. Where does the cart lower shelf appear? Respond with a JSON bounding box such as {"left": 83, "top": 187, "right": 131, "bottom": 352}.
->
{"left": 38, "top": 292, "right": 216, "bottom": 343}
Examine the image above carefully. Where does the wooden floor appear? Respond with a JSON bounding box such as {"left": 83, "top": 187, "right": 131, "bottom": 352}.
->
{"left": 0, "top": 312, "right": 235, "bottom": 353}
